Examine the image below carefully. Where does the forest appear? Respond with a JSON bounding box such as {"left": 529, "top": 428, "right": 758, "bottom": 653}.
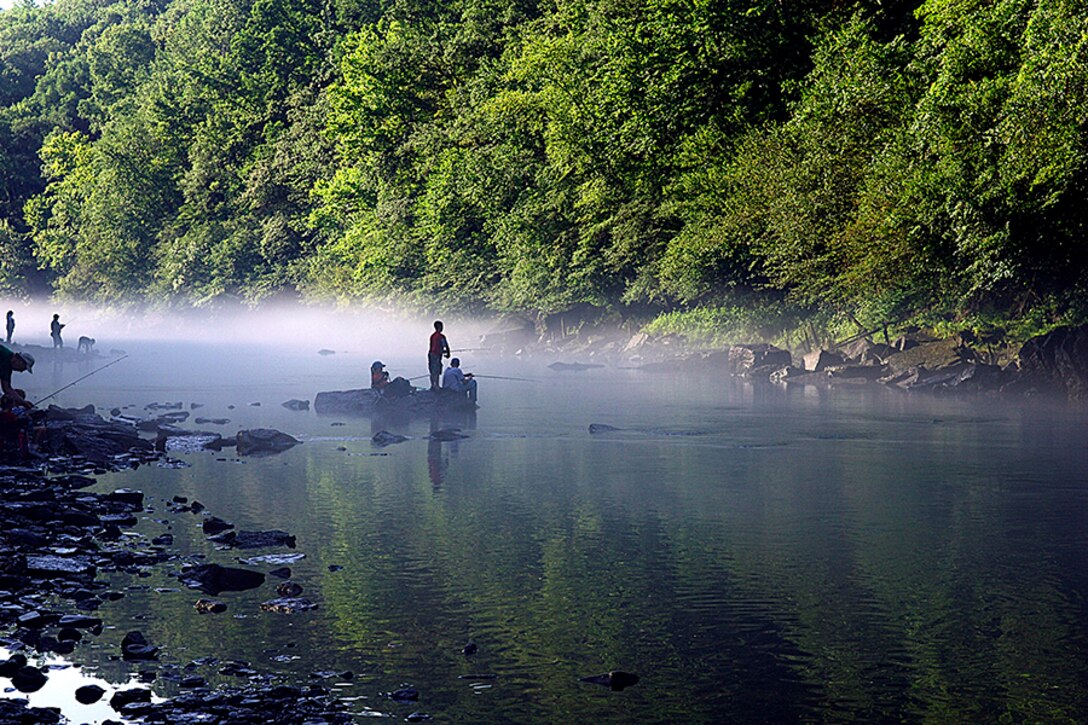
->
{"left": 2, "top": 0, "right": 1086, "bottom": 341}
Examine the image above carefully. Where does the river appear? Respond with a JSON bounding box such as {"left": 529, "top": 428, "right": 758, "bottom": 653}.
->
{"left": 5, "top": 338, "right": 1088, "bottom": 722}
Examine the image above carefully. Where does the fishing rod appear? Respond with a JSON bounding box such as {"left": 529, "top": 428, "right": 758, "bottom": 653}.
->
{"left": 31, "top": 354, "right": 129, "bottom": 407}
{"left": 407, "top": 372, "right": 536, "bottom": 383}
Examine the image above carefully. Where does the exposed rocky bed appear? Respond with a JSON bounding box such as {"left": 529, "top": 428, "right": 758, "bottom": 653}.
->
{"left": 0, "top": 405, "right": 368, "bottom": 724}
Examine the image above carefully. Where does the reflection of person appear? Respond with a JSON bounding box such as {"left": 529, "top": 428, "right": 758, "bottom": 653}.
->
{"left": 5, "top": 311, "right": 13, "bottom": 344}
{"left": 370, "top": 361, "right": 412, "bottom": 398}
{"left": 427, "top": 437, "right": 446, "bottom": 488}
{"left": 50, "top": 314, "right": 64, "bottom": 348}
{"left": 428, "top": 320, "right": 450, "bottom": 390}
{"left": 0, "top": 345, "right": 34, "bottom": 409}
{"left": 441, "top": 357, "right": 477, "bottom": 403}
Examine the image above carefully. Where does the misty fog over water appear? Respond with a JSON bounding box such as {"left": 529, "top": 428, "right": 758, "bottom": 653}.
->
{"left": 3, "top": 306, "right": 1088, "bottom": 722}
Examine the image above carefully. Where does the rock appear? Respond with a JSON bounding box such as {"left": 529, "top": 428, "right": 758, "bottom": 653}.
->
{"left": 202, "top": 516, "right": 235, "bottom": 535}
{"left": 178, "top": 564, "right": 266, "bottom": 595}
{"left": 26, "top": 555, "right": 96, "bottom": 578}
{"left": 209, "top": 530, "right": 296, "bottom": 550}
{"left": 281, "top": 399, "right": 310, "bottom": 411}
{"left": 121, "top": 631, "right": 159, "bottom": 661}
{"left": 110, "top": 687, "right": 152, "bottom": 710}
{"left": 884, "top": 336, "right": 975, "bottom": 375}
{"left": 194, "top": 598, "right": 227, "bottom": 614}
{"left": 238, "top": 553, "right": 305, "bottom": 566}
{"left": 826, "top": 364, "right": 888, "bottom": 382}
{"left": 462, "top": 642, "right": 478, "bottom": 656}
{"left": 11, "top": 665, "right": 48, "bottom": 692}
{"left": 108, "top": 488, "right": 144, "bottom": 508}
{"left": 727, "top": 344, "right": 793, "bottom": 377}
{"left": 259, "top": 597, "right": 318, "bottom": 614}
{"left": 236, "top": 429, "right": 300, "bottom": 456}
{"left": 0, "top": 654, "right": 27, "bottom": 678}
{"left": 58, "top": 614, "right": 102, "bottom": 629}
{"left": 588, "top": 423, "right": 622, "bottom": 434}
{"left": 547, "top": 362, "right": 604, "bottom": 371}
{"left": 276, "top": 581, "right": 303, "bottom": 597}
{"left": 838, "top": 338, "right": 895, "bottom": 365}
{"left": 1017, "top": 323, "right": 1088, "bottom": 399}
{"left": 268, "top": 567, "right": 292, "bottom": 579}
{"left": 388, "top": 687, "right": 419, "bottom": 702}
{"left": 579, "top": 670, "right": 640, "bottom": 691}
{"left": 372, "top": 431, "right": 408, "bottom": 447}
{"left": 317, "top": 349, "right": 336, "bottom": 355}
{"left": 802, "top": 349, "right": 845, "bottom": 372}
{"left": 76, "top": 684, "right": 106, "bottom": 704}
{"left": 406, "top": 713, "right": 433, "bottom": 722}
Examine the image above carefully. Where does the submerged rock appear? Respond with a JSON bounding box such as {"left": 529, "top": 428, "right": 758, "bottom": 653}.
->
{"left": 178, "top": 564, "right": 266, "bottom": 595}
{"left": 121, "top": 631, "right": 159, "bottom": 661}
{"left": 282, "top": 399, "right": 310, "bottom": 411}
{"left": 260, "top": 597, "right": 318, "bottom": 614}
{"left": 194, "top": 598, "right": 227, "bottom": 614}
{"left": 372, "top": 431, "right": 408, "bottom": 447}
{"left": 236, "top": 429, "right": 300, "bottom": 456}
{"left": 579, "top": 670, "right": 640, "bottom": 691}
{"left": 208, "top": 529, "right": 296, "bottom": 549}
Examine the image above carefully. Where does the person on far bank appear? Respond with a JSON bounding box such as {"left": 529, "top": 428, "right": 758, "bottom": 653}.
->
{"left": 5, "top": 311, "right": 13, "bottom": 344}
{"left": 441, "top": 358, "right": 477, "bottom": 403}
{"left": 50, "top": 314, "right": 65, "bottom": 348}
{"left": 428, "top": 320, "right": 450, "bottom": 390}
{"left": 0, "top": 345, "right": 35, "bottom": 409}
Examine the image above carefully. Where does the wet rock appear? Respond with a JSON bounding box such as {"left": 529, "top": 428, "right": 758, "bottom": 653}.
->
{"left": 727, "top": 344, "right": 792, "bottom": 377}
{"left": 110, "top": 687, "right": 152, "bottom": 710}
{"left": 202, "top": 516, "right": 235, "bottom": 535}
{"left": 194, "top": 417, "right": 231, "bottom": 425}
{"left": 318, "top": 349, "right": 336, "bottom": 355}
{"left": 75, "top": 683, "right": 106, "bottom": 704}
{"left": 11, "top": 665, "right": 48, "bottom": 692}
{"left": 58, "top": 614, "right": 102, "bottom": 629}
{"left": 588, "top": 423, "right": 622, "bottom": 434}
{"left": 1017, "top": 323, "right": 1088, "bottom": 399}
{"left": 276, "top": 581, "right": 303, "bottom": 597}
{"left": 579, "top": 670, "right": 640, "bottom": 691}
{"left": 108, "top": 488, "right": 144, "bottom": 508}
{"left": 152, "top": 533, "right": 173, "bottom": 546}
{"left": 282, "top": 399, "right": 310, "bottom": 411}
{"left": 208, "top": 529, "right": 296, "bottom": 549}
{"left": 372, "top": 431, "right": 408, "bottom": 447}
{"left": 884, "top": 336, "right": 976, "bottom": 375}
{"left": 548, "top": 362, "right": 604, "bottom": 371}
{"left": 462, "top": 642, "right": 478, "bottom": 655}
{"left": 180, "top": 676, "right": 206, "bottom": 688}
{"left": 236, "top": 429, "right": 300, "bottom": 456}
{"left": 268, "top": 567, "right": 292, "bottom": 579}
{"left": 802, "top": 349, "right": 845, "bottom": 372}
{"left": 238, "top": 553, "right": 305, "bottom": 566}
{"left": 121, "top": 631, "right": 160, "bottom": 661}
{"left": 259, "top": 597, "right": 317, "bottom": 614}
{"left": 26, "top": 555, "right": 96, "bottom": 578}
{"left": 406, "top": 713, "right": 433, "bottom": 722}
{"left": 0, "top": 654, "right": 27, "bottom": 678}
{"left": 194, "top": 598, "right": 227, "bottom": 614}
{"left": 178, "top": 564, "right": 266, "bottom": 595}
{"left": 388, "top": 687, "right": 419, "bottom": 702}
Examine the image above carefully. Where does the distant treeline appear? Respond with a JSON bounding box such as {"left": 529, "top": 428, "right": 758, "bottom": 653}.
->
{"left": 2, "top": 0, "right": 1086, "bottom": 333}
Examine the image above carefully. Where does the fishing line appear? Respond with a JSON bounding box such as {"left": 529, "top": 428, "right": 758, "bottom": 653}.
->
{"left": 31, "top": 355, "right": 129, "bottom": 407}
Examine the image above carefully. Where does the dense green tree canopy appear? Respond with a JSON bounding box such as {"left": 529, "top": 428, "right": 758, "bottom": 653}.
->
{"left": 1, "top": 0, "right": 1086, "bottom": 332}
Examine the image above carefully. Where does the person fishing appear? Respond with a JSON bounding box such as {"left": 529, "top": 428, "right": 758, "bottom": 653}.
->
{"left": 5, "top": 311, "right": 13, "bottom": 344}
{"left": 50, "top": 313, "right": 65, "bottom": 348}
{"left": 441, "top": 357, "right": 477, "bottom": 403}
{"left": 0, "top": 345, "right": 35, "bottom": 409}
{"left": 428, "top": 320, "right": 451, "bottom": 390}
{"left": 370, "top": 361, "right": 412, "bottom": 399}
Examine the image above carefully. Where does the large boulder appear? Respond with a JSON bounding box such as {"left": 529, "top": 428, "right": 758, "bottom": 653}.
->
{"left": 236, "top": 429, "right": 300, "bottom": 456}
{"left": 178, "top": 564, "right": 265, "bottom": 595}
{"left": 883, "top": 335, "right": 976, "bottom": 375}
{"left": 314, "top": 389, "right": 380, "bottom": 414}
{"left": 726, "top": 344, "right": 792, "bottom": 377}
{"left": 802, "top": 349, "right": 844, "bottom": 372}
{"left": 1017, "top": 324, "right": 1088, "bottom": 399}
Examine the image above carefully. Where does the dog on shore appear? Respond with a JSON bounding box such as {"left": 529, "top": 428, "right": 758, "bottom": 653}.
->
{"left": 77, "top": 336, "right": 95, "bottom": 353}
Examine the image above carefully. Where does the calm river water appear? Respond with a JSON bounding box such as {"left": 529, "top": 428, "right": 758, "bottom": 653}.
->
{"left": 7, "top": 340, "right": 1088, "bottom": 722}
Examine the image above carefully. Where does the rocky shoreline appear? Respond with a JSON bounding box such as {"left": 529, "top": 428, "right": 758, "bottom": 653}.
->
{"left": 485, "top": 319, "right": 1088, "bottom": 402}
{"left": 0, "top": 406, "right": 357, "bottom": 725}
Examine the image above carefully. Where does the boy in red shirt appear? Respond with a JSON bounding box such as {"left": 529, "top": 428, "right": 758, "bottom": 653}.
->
{"left": 428, "top": 321, "right": 450, "bottom": 390}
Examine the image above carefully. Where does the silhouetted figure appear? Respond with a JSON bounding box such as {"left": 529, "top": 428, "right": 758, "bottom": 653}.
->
{"left": 0, "top": 345, "right": 34, "bottom": 410}
{"left": 441, "top": 357, "right": 477, "bottom": 403}
{"left": 5, "top": 311, "right": 12, "bottom": 344}
{"left": 428, "top": 320, "right": 450, "bottom": 390}
{"left": 77, "top": 336, "right": 95, "bottom": 354}
{"left": 50, "top": 314, "right": 64, "bottom": 349}
{"left": 370, "top": 360, "right": 411, "bottom": 399}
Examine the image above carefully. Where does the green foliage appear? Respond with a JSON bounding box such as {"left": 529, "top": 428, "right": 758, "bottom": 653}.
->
{"left": 0, "top": 0, "right": 1085, "bottom": 330}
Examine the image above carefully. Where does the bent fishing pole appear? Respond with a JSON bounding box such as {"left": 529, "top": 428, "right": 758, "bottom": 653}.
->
{"left": 32, "top": 354, "right": 129, "bottom": 407}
